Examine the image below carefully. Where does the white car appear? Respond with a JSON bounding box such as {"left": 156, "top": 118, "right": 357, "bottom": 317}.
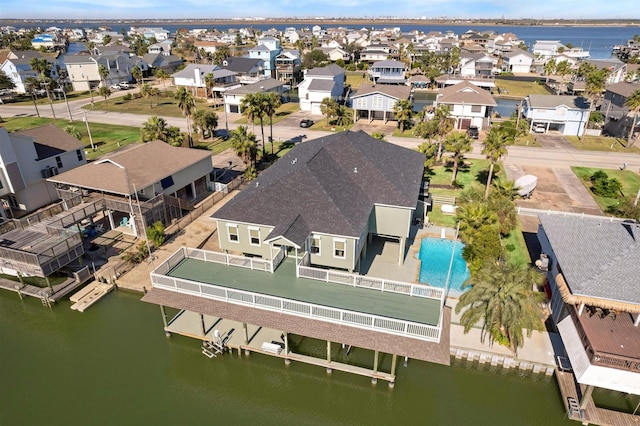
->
{"left": 109, "top": 84, "right": 121, "bottom": 90}
{"left": 533, "top": 124, "right": 546, "bottom": 133}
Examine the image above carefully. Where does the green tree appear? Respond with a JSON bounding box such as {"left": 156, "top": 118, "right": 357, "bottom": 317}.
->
{"left": 230, "top": 125, "right": 258, "bottom": 168}
{"left": 131, "top": 65, "right": 143, "bottom": 85}
{"left": 582, "top": 68, "right": 609, "bottom": 139}
{"left": 417, "top": 141, "right": 438, "bottom": 168}
{"left": 166, "top": 126, "right": 184, "bottom": 147}
{"left": 320, "top": 97, "right": 338, "bottom": 126}
{"left": 0, "top": 70, "right": 15, "bottom": 90}
{"left": 153, "top": 69, "right": 169, "bottom": 92}
{"left": 433, "top": 105, "right": 455, "bottom": 162}
{"left": 146, "top": 221, "right": 166, "bottom": 248}
{"left": 543, "top": 58, "right": 556, "bottom": 82}
{"left": 175, "top": 87, "right": 195, "bottom": 147}
{"left": 482, "top": 126, "right": 514, "bottom": 199}
{"left": 97, "top": 86, "right": 111, "bottom": 106}
{"left": 204, "top": 72, "right": 217, "bottom": 100}
{"left": 213, "top": 46, "right": 231, "bottom": 65}
{"left": 193, "top": 109, "right": 218, "bottom": 139}
{"left": 393, "top": 99, "right": 413, "bottom": 132}
{"left": 98, "top": 64, "right": 109, "bottom": 88}
{"left": 142, "top": 116, "right": 169, "bottom": 142}
{"left": 555, "top": 60, "right": 571, "bottom": 79}
{"left": 29, "top": 57, "right": 56, "bottom": 119}
{"left": 64, "top": 125, "right": 82, "bottom": 140}
{"left": 456, "top": 202, "right": 499, "bottom": 244}
{"left": 624, "top": 89, "right": 640, "bottom": 148}
{"left": 455, "top": 261, "right": 545, "bottom": 353}
{"left": 333, "top": 105, "right": 353, "bottom": 126}
{"left": 444, "top": 132, "right": 472, "bottom": 185}
{"left": 262, "top": 92, "right": 282, "bottom": 154}
{"left": 24, "top": 77, "right": 41, "bottom": 117}
{"left": 102, "top": 34, "right": 112, "bottom": 46}
{"left": 241, "top": 93, "right": 267, "bottom": 156}
{"left": 140, "top": 83, "right": 154, "bottom": 108}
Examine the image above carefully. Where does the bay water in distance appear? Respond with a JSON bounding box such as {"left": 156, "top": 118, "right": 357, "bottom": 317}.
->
{"left": 0, "top": 290, "right": 574, "bottom": 425}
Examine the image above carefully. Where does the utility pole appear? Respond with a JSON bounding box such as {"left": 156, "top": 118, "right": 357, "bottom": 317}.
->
{"left": 83, "top": 110, "right": 95, "bottom": 151}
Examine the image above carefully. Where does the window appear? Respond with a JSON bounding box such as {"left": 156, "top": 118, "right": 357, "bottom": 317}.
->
{"left": 76, "top": 149, "right": 83, "bottom": 162}
{"left": 227, "top": 225, "right": 239, "bottom": 243}
{"left": 372, "top": 95, "right": 383, "bottom": 110}
{"left": 356, "top": 97, "right": 367, "bottom": 109}
{"left": 248, "top": 227, "right": 260, "bottom": 246}
{"left": 471, "top": 105, "right": 482, "bottom": 113}
{"left": 310, "top": 237, "right": 321, "bottom": 254}
{"left": 333, "top": 239, "right": 346, "bottom": 259}
{"left": 55, "top": 156, "right": 63, "bottom": 168}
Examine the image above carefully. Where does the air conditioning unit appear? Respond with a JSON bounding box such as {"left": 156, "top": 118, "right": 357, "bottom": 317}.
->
{"left": 41, "top": 167, "right": 59, "bottom": 178}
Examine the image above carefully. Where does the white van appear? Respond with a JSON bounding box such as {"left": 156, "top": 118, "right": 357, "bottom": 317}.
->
{"left": 119, "top": 82, "right": 131, "bottom": 89}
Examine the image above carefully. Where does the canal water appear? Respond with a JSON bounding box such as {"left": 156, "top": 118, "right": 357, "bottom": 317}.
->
{"left": 0, "top": 290, "right": 574, "bottom": 425}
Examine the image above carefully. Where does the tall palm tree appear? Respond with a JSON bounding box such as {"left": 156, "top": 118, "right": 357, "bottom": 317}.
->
{"left": 455, "top": 260, "right": 545, "bottom": 353}
{"left": 624, "top": 89, "right": 640, "bottom": 148}
{"left": 456, "top": 202, "right": 499, "bottom": 244}
{"left": 333, "top": 105, "right": 353, "bottom": 126}
{"left": 433, "top": 104, "right": 454, "bottom": 162}
{"left": 320, "top": 97, "right": 338, "bottom": 127}
{"left": 140, "top": 83, "right": 153, "bottom": 108}
{"left": 193, "top": 109, "right": 218, "bottom": 139}
{"left": 141, "top": 116, "right": 169, "bottom": 142}
{"left": 204, "top": 72, "right": 216, "bottom": 100}
{"left": 443, "top": 132, "right": 472, "bottom": 185}
{"left": 29, "top": 57, "right": 55, "bottom": 119}
{"left": 229, "top": 125, "right": 257, "bottom": 168}
{"left": 24, "top": 77, "right": 41, "bottom": 117}
{"left": 98, "top": 64, "right": 109, "bottom": 88}
{"left": 262, "top": 92, "right": 282, "bottom": 155}
{"left": 581, "top": 68, "right": 609, "bottom": 139}
{"left": 64, "top": 125, "right": 82, "bottom": 140}
{"left": 393, "top": 99, "right": 413, "bottom": 133}
{"left": 241, "top": 93, "right": 266, "bottom": 155}
{"left": 175, "top": 87, "right": 195, "bottom": 147}
{"left": 131, "top": 65, "right": 143, "bottom": 85}
{"left": 482, "top": 126, "right": 513, "bottom": 199}
{"left": 97, "top": 86, "right": 111, "bottom": 106}
{"left": 153, "top": 69, "right": 169, "bottom": 92}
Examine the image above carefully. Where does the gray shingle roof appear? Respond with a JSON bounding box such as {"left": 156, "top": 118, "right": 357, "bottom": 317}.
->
{"left": 213, "top": 131, "right": 424, "bottom": 245}
{"left": 437, "top": 81, "right": 497, "bottom": 106}
{"left": 306, "top": 63, "right": 344, "bottom": 77}
{"left": 307, "top": 79, "right": 336, "bottom": 91}
{"left": 351, "top": 84, "right": 411, "bottom": 100}
{"left": 16, "top": 124, "right": 84, "bottom": 159}
{"left": 527, "top": 95, "right": 589, "bottom": 110}
{"left": 539, "top": 215, "right": 640, "bottom": 305}
{"left": 224, "top": 78, "right": 284, "bottom": 95}
{"left": 222, "top": 57, "right": 263, "bottom": 73}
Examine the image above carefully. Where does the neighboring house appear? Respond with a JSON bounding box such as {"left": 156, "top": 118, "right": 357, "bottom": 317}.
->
{"left": 213, "top": 131, "right": 426, "bottom": 270}
{"left": 585, "top": 59, "right": 627, "bottom": 84}
{"left": 0, "top": 125, "right": 86, "bottom": 220}
{"left": 0, "top": 51, "right": 60, "bottom": 94}
{"left": 64, "top": 53, "right": 132, "bottom": 91}
{"left": 502, "top": 48, "right": 535, "bottom": 74}
{"left": 433, "top": 81, "right": 496, "bottom": 130}
{"left": 48, "top": 140, "right": 213, "bottom": 237}
{"left": 194, "top": 40, "right": 229, "bottom": 55}
{"left": 537, "top": 215, "right": 640, "bottom": 415}
{"left": 223, "top": 78, "right": 286, "bottom": 114}
{"left": 274, "top": 50, "right": 302, "bottom": 84}
{"left": 248, "top": 37, "right": 282, "bottom": 78}
{"left": 129, "top": 27, "right": 170, "bottom": 41}
{"left": 142, "top": 53, "right": 183, "bottom": 73}
{"left": 221, "top": 57, "right": 266, "bottom": 85}
{"left": 322, "top": 46, "right": 351, "bottom": 63}
{"left": 351, "top": 84, "right": 411, "bottom": 123}
{"left": 532, "top": 40, "right": 566, "bottom": 59}
{"left": 171, "top": 64, "right": 239, "bottom": 98}
{"left": 521, "top": 94, "right": 590, "bottom": 135}
{"left": 31, "top": 33, "right": 63, "bottom": 50}
{"left": 298, "top": 64, "right": 345, "bottom": 115}
{"left": 368, "top": 60, "right": 406, "bottom": 85}
{"left": 459, "top": 53, "right": 494, "bottom": 77}
{"left": 487, "top": 32, "right": 521, "bottom": 54}
{"left": 602, "top": 81, "right": 640, "bottom": 138}
{"left": 359, "top": 44, "right": 397, "bottom": 63}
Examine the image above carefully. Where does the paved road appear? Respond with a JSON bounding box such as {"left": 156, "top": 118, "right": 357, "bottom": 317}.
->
{"left": 2, "top": 94, "right": 640, "bottom": 171}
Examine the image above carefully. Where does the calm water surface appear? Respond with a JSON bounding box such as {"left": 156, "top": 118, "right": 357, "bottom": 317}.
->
{"left": 0, "top": 290, "right": 574, "bottom": 425}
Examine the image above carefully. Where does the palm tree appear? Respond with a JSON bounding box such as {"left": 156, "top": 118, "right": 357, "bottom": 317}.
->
{"left": 229, "top": 125, "right": 258, "bottom": 168}
{"left": 175, "top": 87, "right": 195, "bottom": 147}
{"left": 29, "top": 57, "right": 55, "bottom": 119}
{"left": 320, "top": 97, "right": 338, "bottom": 127}
{"left": 393, "top": 99, "right": 413, "bottom": 133}
{"left": 624, "top": 89, "right": 640, "bottom": 148}
{"left": 333, "top": 105, "right": 353, "bottom": 127}
{"left": 166, "top": 126, "right": 185, "bottom": 147}
{"left": 433, "top": 104, "right": 454, "bottom": 163}
{"left": 98, "top": 64, "right": 109, "bottom": 88}
{"left": 193, "top": 109, "right": 218, "bottom": 139}
{"left": 97, "top": 86, "right": 111, "bottom": 106}
{"left": 204, "top": 72, "right": 217, "bottom": 100}
{"left": 582, "top": 68, "right": 609, "bottom": 139}
{"left": 141, "top": 116, "right": 169, "bottom": 142}
{"left": 482, "top": 126, "right": 513, "bottom": 199}
{"left": 131, "top": 65, "right": 143, "bottom": 85}
{"left": 455, "top": 260, "right": 545, "bottom": 353}
{"left": 456, "top": 202, "right": 499, "bottom": 244}
{"left": 153, "top": 69, "right": 169, "bottom": 92}
{"left": 24, "top": 77, "right": 41, "bottom": 117}
{"left": 140, "top": 83, "right": 153, "bottom": 108}
{"left": 262, "top": 92, "right": 282, "bottom": 155}
{"left": 241, "top": 93, "right": 266, "bottom": 155}
{"left": 64, "top": 125, "right": 82, "bottom": 140}
{"left": 443, "top": 132, "right": 472, "bottom": 185}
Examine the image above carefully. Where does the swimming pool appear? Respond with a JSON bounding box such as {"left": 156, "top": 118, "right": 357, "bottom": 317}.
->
{"left": 416, "top": 237, "right": 471, "bottom": 295}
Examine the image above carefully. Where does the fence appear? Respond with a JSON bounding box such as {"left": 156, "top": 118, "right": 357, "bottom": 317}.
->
{"left": 517, "top": 206, "right": 630, "bottom": 223}
{"left": 431, "top": 194, "right": 456, "bottom": 205}
{"left": 150, "top": 273, "right": 442, "bottom": 342}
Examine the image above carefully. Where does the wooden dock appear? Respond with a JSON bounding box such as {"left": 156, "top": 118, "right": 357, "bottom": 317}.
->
{"left": 556, "top": 370, "right": 640, "bottom": 426}
{"left": 165, "top": 310, "right": 396, "bottom": 383}
{"left": 70, "top": 281, "right": 114, "bottom": 312}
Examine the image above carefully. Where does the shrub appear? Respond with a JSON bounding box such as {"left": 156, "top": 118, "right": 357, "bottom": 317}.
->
{"left": 146, "top": 221, "right": 166, "bottom": 248}
{"left": 590, "top": 171, "right": 622, "bottom": 198}
{"left": 123, "top": 93, "right": 132, "bottom": 101}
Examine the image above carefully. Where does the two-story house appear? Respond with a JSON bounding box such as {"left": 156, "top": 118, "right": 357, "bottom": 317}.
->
{"left": 367, "top": 60, "right": 406, "bottom": 85}
{"left": 537, "top": 215, "right": 640, "bottom": 420}
{"left": 220, "top": 57, "right": 266, "bottom": 85}
{"left": 433, "top": 81, "right": 496, "bottom": 130}
{"left": 64, "top": 53, "right": 132, "bottom": 91}
{"left": 351, "top": 84, "right": 411, "bottom": 124}
{"left": 274, "top": 50, "right": 301, "bottom": 85}
{"left": 248, "top": 37, "right": 282, "bottom": 78}
{"left": 0, "top": 125, "right": 86, "bottom": 220}
{"left": 298, "top": 64, "right": 345, "bottom": 115}
{"left": 521, "top": 94, "right": 590, "bottom": 135}
{"left": 0, "top": 51, "right": 60, "bottom": 94}
{"left": 172, "top": 64, "right": 239, "bottom": 98}
{"left": 602, "top": 81, "right": 640, "bottom": 139}
{"left": 223, "top": 78, "right": 287, "bottom": 114}
{"left": 502, "top": 48, "right": 535, "bottom": 74}
{"left": 459, "top": 53, "right": 494, "bottom": 77}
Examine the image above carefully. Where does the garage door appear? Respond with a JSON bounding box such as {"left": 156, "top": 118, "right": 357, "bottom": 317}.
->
{"left": 311, "top": 103, "right": 322, "bottom": 115}
{"left": 459, "top": 119, "right": 472, "bottom": 130}
{"left": 229, "top": 105, "right": 239, "bottom": 113}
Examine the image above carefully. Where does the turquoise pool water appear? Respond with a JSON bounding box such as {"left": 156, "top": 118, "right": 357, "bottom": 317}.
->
{"left": 416, "top": 237, "right": 471, "bottom": 294}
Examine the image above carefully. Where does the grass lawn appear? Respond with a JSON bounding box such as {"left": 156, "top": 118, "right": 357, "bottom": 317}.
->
{"left": 426, "top": 158, "right": 492, "bottom": 188}
{"left": 308, "top": 117, "right": 353, "bottom": 132}
{"left": 565, "top": 135, "right": 640, "bottom": 153}
{"left": 1, "top": 116, "right": 142, "bottom": 160}
{"left": 494, "top": 79, "right": 551, "bottom": 97}
{"left": 572, "top": 166, "right": 640, "bottom": 214}
{"left": 345, "top": 71, "right": 369, "bottom": 90}
{"left": 5, "top": 90, "right": 95, "bottom": 107}
{"left": 502, "top": 221, "right": 531, "bottom": 266}
{"left": 90, "top": 92, "right": 209, "bottom": 117}
{"left": 235, "top": 102, "right": 299, "bottom": 126}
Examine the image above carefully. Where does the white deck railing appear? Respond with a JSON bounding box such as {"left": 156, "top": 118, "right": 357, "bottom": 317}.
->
{"left": 150, "top": 273, "right": 441, "bottom": 342}
{"left": 183, "top": 247, "right": 284, "bottom": 273}
{"left": 297, "top": 263, "right": 444, "bottom": 301}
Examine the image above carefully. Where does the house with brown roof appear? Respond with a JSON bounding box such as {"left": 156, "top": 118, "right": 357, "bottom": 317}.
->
{"left": 433, "top": 81, "right": 496, "bottom": 130}
{"left": 0, "top": 124, "right": 86, "bottom": 220}
{"left": 350, "top": 84, "right": 411, "bottom": 124}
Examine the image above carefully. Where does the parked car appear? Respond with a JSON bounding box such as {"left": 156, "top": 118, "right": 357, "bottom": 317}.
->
{"left": 109, "top": 84, "right": 121, "bottom": 90}
{"left": 533, "top": 124, "right": 546, "bottom": 133}
{"left": 466, "top": 126, "right": 479, "bottom": 139}
{"left": 119, "top": 82, "right": 131, "bottom": 90}
{"left": 300, "top": 119, "right": 314, "bottom": 128}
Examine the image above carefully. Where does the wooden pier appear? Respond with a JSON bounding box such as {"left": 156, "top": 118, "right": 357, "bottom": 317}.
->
{"left": 70, "top": 281, "right": 114, "bottom": 312}
{"left": 556, "top": 370, "right": 640, "bottom": 426}
{"left": 164, "top": 310, "right": 396, "bottom": 384}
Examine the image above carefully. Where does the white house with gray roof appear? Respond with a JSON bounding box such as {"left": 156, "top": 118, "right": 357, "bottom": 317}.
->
{"left": 213, "top": 131, "right": 426, "bottom": 271}
{"left": 368, "top": 60, "right": 406, "bottom": 84}
{"left": 502, "top": 48, "right": 535, "bottom": 74}
{"left": 223, "top": 78, "right": 286, "bottom": 114}
{"left": 351, "top": 84, "right": 411, "bottom": 124}
{"left": 172, "top": 64, "right": 239, "bottom": 98}
{"left": 298, "top": 64, "right": 345, "bottom": 115}
{"left": 522, "top": 94, "right": 590, "bottom": 136}
{"left": 434, "top": 81, "right": 496, "bottom": 130}
{"left": 537, "top": 215, "right": 640, "bottom": 407}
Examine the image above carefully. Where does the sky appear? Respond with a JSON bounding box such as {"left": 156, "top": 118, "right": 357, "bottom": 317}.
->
{"left": 0, "top": 0, "right": 638, "bottom": 21}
